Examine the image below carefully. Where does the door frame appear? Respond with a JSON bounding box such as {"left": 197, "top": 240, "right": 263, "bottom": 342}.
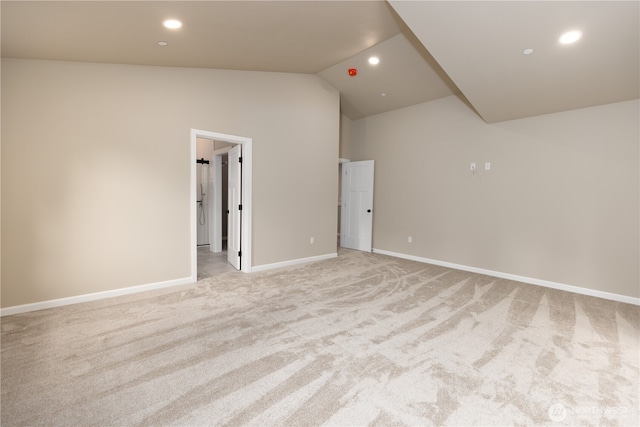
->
{"left": 226, "top": 144, "right": 242, "bottom": 270}
{"left": 190, "top": 129, "right": 252, "bottom": 278}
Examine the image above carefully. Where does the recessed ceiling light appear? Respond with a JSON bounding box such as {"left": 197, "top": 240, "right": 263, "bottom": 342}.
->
{"left": 158, "top": 41, "right": 168, "bottom": 46}
{"left": 380, "top": 92, "right": 386, "bottom": 97}
{"left": 368, "top": 56, "right": 380, "bottom": 65}
{"left": 559, "top": 30, "right": 582, "bottom": 44}
{"left": 523, "top": 48, "right": 534, "bottom": 55}
{"left": 163, "top": 19, "right": 182, "bottom": 29}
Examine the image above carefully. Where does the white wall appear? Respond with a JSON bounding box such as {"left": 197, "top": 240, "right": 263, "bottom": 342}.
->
{"left": 349, "top": 95, "right": 639, "bottom": 299}
{"left": 1, "top": 59, "right": 340, "bottom": 308}
{"left": 339, "top": 114, "right": 353, "bottom": 160}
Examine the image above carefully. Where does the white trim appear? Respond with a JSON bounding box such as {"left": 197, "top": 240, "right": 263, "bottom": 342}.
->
{"left": 0, "top": 277, "right": 194, "bottom": 317}
{"left": 190, "top": 132, "right": 198, "bottom": 282}
{"left": 373, "top": 249, "right": 640, "bottom": 306}
{"left": 242, "top": 141, "right": 253, "bottom": 273}
{"left": 190, "top": 129, "right": 252, "bottom": 275}
{"left": 252, "top": 253, "right": 338, "bottom": 273}
{"left": 6, "top": 249, "right": 634, "bottom": 316}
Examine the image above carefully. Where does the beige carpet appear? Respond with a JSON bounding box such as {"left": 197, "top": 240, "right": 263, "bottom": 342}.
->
{"left": 1, "top": 250, "right": 638, "bottom": 426}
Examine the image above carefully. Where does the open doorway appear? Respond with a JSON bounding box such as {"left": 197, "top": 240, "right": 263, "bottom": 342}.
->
{"left": 195, "top": 139, "right": 226, "bottom": 249}
{"left": 195, "top": 139, "right": 233, "bottom": 279}
{"left": 195, "top": 139, "right": 232, "bottom": 252}
{"left": 190, "top": 129, "right": 253, "bottom": 281}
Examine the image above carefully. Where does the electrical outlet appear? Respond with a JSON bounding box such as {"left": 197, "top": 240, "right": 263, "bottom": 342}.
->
{"left": 485, "top": 162, "right": 491, "bottom": 170}
{"left": 310, "top": 237, "right": 315, "bottom": 244}
{"left": 408, "top": 236, "right": 412, "bottom": 243}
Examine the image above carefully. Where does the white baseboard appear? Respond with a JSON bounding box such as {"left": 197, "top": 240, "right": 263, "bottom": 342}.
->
{"left": 252, "top": 253, "right": 338, "bottom": 273}
{"left": 0, "top": 277, "right": 194, "bottom": 317}
{"left": 373, "top": 249, "right": 640, "bottom": 306}
{"left": 4, "top": 249, "right": 636, "bottom": 316}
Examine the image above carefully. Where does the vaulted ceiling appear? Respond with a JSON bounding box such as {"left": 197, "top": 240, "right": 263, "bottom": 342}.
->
{"left": 2, "top": 1, "right": 638, "bottom": 123}
{"left": 389, "top": 0, "right": 639, "bottom": 123}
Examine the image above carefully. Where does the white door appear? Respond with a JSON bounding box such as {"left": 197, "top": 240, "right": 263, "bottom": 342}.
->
{"left": 340, "top": 160, "right": 374, "bottom": 251}
{"left": 227, "top": 145, "right": 242, "bottom": 270}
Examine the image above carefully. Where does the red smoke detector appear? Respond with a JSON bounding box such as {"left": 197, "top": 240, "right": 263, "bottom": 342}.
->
{"left": 348, "top": 68, "right": 357, "bottom": 76}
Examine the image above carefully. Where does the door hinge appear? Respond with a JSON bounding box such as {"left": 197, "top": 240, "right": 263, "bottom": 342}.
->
{"left": 239, "top": 156, "right": 243, "bottom": 163}
{"left": 238, "top": 251, "right": 242, "bottom": 257}
{"left": 239, "top": 204, "right": 243, "bottom": 210}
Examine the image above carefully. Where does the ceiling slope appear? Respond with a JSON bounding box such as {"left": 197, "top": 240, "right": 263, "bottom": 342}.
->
{"left": 318, "top": 32, "right": 459, "bottom": 119}
{"left": 0, "top": 0, "right": 403, "bottom": 74}
{"left": 389, "top": 0, "right": 640, "bottom": 123}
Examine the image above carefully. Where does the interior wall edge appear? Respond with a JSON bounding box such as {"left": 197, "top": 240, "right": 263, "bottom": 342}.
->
{"left": 0, "top": 251, "right": 344, "bottom": 316}
{"left": 373, "top": 248, "right": 640, "bottom": 306}
{"left": 251, "top": 252, "right": 338, "bottom": 273}
{"left": 0, "top": 276, "right": 194, "bottom": 317}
